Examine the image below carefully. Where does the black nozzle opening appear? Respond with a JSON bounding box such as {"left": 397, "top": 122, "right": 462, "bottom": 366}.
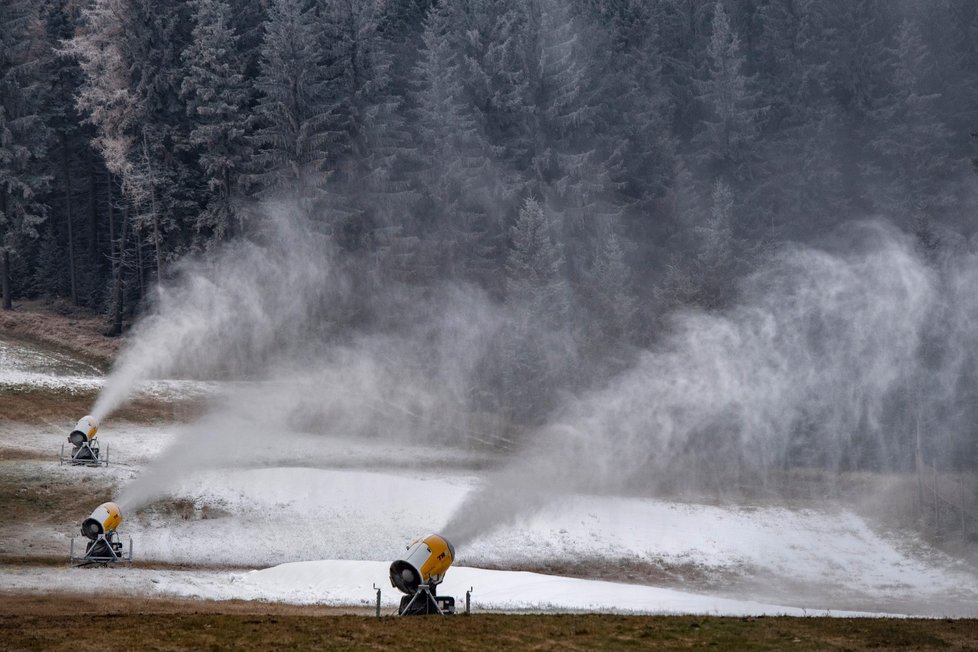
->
{"left": 390, "top": 560, "right": 421, "bottom": 594}
{"left": 81, "top": 518, "right": 103, "bottom": 541}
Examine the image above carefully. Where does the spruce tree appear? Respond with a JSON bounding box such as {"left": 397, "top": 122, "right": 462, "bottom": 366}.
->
{"left": 250, "top": 0, "right": 330, "bottom": 205}
{"left": 181, "top": 0, "right": 255, "bottom": 242}
{"left": 502, "top": 197, "right": 572, "bottom": 422}
{"left": 694, "top": 1, "right": 762, "bottom": 186}
{"left": 412, "top": 1, "right": 495, "bottom": 281}
{"left": 869, "top": 18, "right": 954, "bottom": 226}
{"left": 0, "top": 1, "right": 50, "bottom": 308}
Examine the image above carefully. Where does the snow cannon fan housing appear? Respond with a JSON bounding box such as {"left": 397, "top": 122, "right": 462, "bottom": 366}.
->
{"left": 68, "top": 416, "right": 98, "bottom": 446}
{"left": 81, "top": 502, "right": 122, "bottom": 540}
{"left": 390, "top": 534, "right": 455, "bottom": 594}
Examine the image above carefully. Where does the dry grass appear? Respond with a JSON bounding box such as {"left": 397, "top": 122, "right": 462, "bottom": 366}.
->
{"left": 0, "top": 299, "right": 121, "bottom": 367}
{"left": 0, "top": 593, "right": 976, "bottom": 651}
{"left": 0, "top": 467, "right": 114, "bottom": 529}
{"left": 0, "top": 385, "right": 208, "bottom": 424}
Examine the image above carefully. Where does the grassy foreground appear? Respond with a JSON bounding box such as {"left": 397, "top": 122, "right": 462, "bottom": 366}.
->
{"left": 2, "top": 595, "right": 977, "bottom": 651}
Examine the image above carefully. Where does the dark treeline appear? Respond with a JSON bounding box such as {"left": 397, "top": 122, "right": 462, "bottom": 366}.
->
{"left": 2, "top": 0, "right": 978, "bottom": 464}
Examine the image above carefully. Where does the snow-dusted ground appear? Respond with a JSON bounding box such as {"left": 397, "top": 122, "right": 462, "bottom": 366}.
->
{"left": 0, "top": 335, "right": 215, "bottom": 399}
{"left": 3, "top": 337, "right": 978, "bottom": 616}
{"left": 0, "top": 335, "right": 103, "bottom": 390}
{"left": 6, "top": 434, "right": 977, "bottom": 615}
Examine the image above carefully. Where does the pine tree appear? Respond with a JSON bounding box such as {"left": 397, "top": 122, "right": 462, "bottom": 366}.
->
{"left": 250, "top": 0, "right": 330, "bottom": 204}
{"left": 70, "top": 0, "right": 200, "bottom": 284}
{"left": 317, "top": 0, "right": 415, "bottom": 251}
{"left": 38, "top": 0, "right": 109, "bottom": 308}
{"left": 655, "top": 177, "right": 739, "bottom": 313}
{"left": 590, "top": 229, "right": 636, "bottom": 343}
{"left": 530, "top": 0, "right": 622, "bottom": 283}
{"left": 412, "top": 1, "right": 495, "bottom": 280}
{"left": 506, "top": 197, "right": 568, "bottom": 326}
{"left": 694, "top": 1, "right": 762, "bottom": 185}
{"left": 869, "top": 18, "right": 955, "bottom": 226}
{"left": 751, "top": 0, "right": 849, "bottom": 237}
{"left": 0, "top": 1, "right": 50, "bottom": 309}
{"left": 502, "top": 196, "right": 572, "bottom": 423}
{"left": 181, "top": 0, "right": 255, "bottom": 242}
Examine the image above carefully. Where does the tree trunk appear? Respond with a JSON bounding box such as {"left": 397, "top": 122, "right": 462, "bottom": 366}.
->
{"left": 88, "top": 152, "right": 99, "bottom": 261}
{"left": 64, "top": 132, "right": 78, "bottom": 305}
{"left": 1, "top": 188, "right": 10, "bottom": 310}
{"left": 142, "top": 130, "right": 163, "bottom": 289}
{"left": 108, "top": 200, "right": 128, "bottom": 337}
{"left": 136, "top": 225, "right": 144, "bottom": 300}
{"left": 1, "top": 249, "right": 11, "bottom": 310}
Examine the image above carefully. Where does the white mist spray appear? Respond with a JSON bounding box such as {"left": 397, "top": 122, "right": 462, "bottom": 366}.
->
{"left": 443, "top": 223, "right": 941, "bottom": 545}
{"left": 91, "top": 206, "right": 338, "bottom": 422}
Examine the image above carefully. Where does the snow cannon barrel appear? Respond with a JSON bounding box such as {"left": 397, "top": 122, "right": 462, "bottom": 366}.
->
{"left": 81, "top": 502, "right": 122, "bottom": 541}
{"left": 390, "top": 534, "right": 455, "bottom": 595}
{"left": 68, "top": 415, "right": 99, "bottom": 446}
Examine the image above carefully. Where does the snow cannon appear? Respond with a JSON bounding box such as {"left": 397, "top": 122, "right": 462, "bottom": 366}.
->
{"left": 61, "top": 415, "right": 109, "bottom": 467}
{"left": 70, "top": 502, "right": 132, "bottom": 565}
{"left": 81, "top": 502, "right": 122, "bottom": 540}
{"left": 390, "top": 534, "right": 457, "bottom": 615}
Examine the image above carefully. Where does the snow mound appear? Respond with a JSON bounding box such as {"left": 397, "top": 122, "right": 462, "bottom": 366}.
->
{"left": 150, "top": 559, "right": 885, "bottom": 616}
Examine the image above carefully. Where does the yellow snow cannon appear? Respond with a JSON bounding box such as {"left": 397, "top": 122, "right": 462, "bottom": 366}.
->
{"left": 70, "top": 502, "right": 132, "bottom": 565}
{"left": 62, "top": 415, "right": 108, "bottom": 467}
{"left": 390, "top": 534, "right": 457, "bottom": 615}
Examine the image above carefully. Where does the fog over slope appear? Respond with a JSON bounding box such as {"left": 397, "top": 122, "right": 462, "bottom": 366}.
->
{"left": 97, "top": 214, "right": 978, "bottom": 552}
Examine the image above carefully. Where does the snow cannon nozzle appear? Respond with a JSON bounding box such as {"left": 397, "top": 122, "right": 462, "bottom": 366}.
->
{"left": 389, "top": 534, "right": 458, "bottom": 615}
{"left": 81, "top": 502, "right": 122, "bottom": 540}
{"left": 68, "top": 415, "right": 98, "bottom": 446}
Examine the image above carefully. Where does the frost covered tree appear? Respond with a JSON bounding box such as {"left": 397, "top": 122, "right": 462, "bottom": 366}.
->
{"left": 502, "top": 197, "right": 573, "bottom": 422}
{"left": 590, "top": 229, "right": 636, "bottom": 343}
{"left": 656, "top": 178, "right": 739, "bottom": 313}
{"left": 694, "top": 1, "right": 761, "bottom": 185}
{"left": 751, "top": 0, "right": 846, "bottom": 236}
{"left": 250, "top": 0, "right": 330, "bottom": 203}
{"left": 412, "top": 1, "right": 495, "bottom": 279}
{"left": 38, "top": 0, "right": 108, "bottom": 307}
{"left": 506, "top": 198, "right": 568, "bottom": 325}
{"left": 70, "top": 0, "right": 200, "bottom": 283}
{"left": 869, "top": 18, "right": 955, "bottom": 226}
{"left": 318, "top": 0, "right": 414, "bottom": 250}
{"left": 530, "top": 0, "right": 622, "bottom": 281}
{"left": 694, "top": 177, "right": 736, "bottom": 310}
{"left": 0, "top": 1, "right": 50, "bottom": 309}
{"left": 181, "top": 0, "right": 255, "bottom": 242}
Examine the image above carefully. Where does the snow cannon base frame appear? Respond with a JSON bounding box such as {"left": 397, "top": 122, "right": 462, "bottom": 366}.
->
{"left": 397, "top": 583, "right": 456, "bottom": 616}
{"left": 59, "top": 440, "right": 109, "bottom": 467}
{"left": 69, "top": 531, "right": 132, "bottom": 566}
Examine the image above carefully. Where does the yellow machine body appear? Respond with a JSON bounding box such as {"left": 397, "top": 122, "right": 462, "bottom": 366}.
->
{"left": 81, "top": 502, "right": 122, "bottom": 540}
{"left": 390, "top": 533, "right": 455, "bottom": 594}
{"left": 68, "top": 415, "right": 99, "bottom": 445}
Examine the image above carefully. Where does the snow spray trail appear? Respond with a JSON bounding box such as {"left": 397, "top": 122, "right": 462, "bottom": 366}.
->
{"left": 107, "top": 204, "right": 506, "bottom": 513}
{"left": 443, "top": 223, "right": 967, "bottom": 545}
{"left": 90, "top": 208, "right": 338, "bottom": 422}
{"left": 113, "top": 287, "right": 504, "bottom": 513}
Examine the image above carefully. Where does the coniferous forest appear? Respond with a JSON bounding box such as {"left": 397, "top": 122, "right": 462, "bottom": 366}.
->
{"left": 3, "top": 0, "right": 978, "bottom": 467}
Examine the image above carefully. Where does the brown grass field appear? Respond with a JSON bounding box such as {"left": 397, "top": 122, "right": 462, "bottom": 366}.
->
{"left": 0, "top": 299, "right": 121, "bottom": 368}
{"left": 1, "top": 593, "right": 977, "bottom": 651}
